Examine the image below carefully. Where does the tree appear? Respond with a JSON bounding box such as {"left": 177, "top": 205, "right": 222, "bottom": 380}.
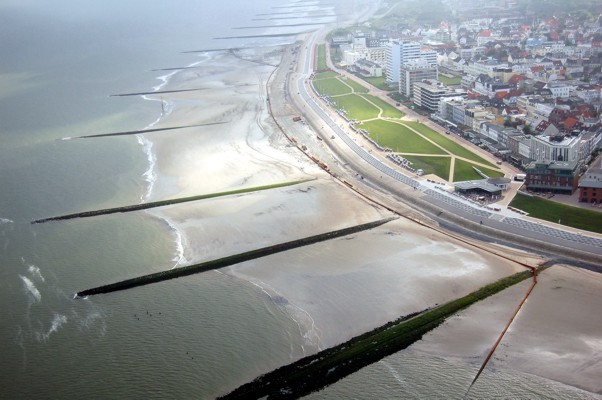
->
{"left": 523, "top": 124, "right": 534, "bottom": 135}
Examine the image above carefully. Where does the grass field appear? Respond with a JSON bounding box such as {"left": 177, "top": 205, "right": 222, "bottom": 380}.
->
{"left": 361, "top": 120, "right": 446, "bottom": 154}
{"left": 339, "top": 76, "right": 369, "bottom": 93}
{"left": 404, "top": 155, "right": 452, "bottom": 180}
{"left": 509, "top": 193, "right": 602, "bottom": 234}
{"left": 314, "top": 77, "right": 352, "bottom": 96}
{"left": 360, "top": 76, "right": 391, "bottom": 90}
{"left": 314, "top": 71, "right": 339, "bottom": 80}
{"left": 438, "top": 75, "right": 462, "bottom": 85}
{"left": 453, "top": 159, "right": 505, "bottom": 182}
{"left": 361, "top": 95, "right": 405, "bottom": 118}
{"left": 403, "top": 122, "right": 496, "bottom": 167}
{"left": 317, "top": 44, "right": 327, "bottom": 71}
{"left": 332, "top": 94, "right": 381, "bottom": 120}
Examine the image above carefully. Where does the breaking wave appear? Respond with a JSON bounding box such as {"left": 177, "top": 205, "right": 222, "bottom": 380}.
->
{"left": 20, "top": 275, "right": 41, "bottom": 303}
{"left": 35, "top": 313, "right": 68, "bottom": 342}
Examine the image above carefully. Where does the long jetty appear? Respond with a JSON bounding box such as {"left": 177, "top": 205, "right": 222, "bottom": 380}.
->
{"left": 32, "top": 180, "right": 312, "bottom": 224}
{"left": 110, "top": 88, "right": 206, "bottom": 97}
{"left": 76, "top": 217, "right": 397, "bottom": 297}
{"left": 214, "top": 32, "right": 311, "bottom": 40}
{"left": 219, "top": 269, "right": 535, "bottom": 399}
{"left": 232, "top": 23, "right": 325, "bottom": 29}
{"left": 75, "top": 122, "right": 226, "bottom": 139}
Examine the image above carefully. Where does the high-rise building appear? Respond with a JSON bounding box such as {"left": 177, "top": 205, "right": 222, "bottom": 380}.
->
{"left": 399, "top": 60, "right": 438, "bottom": 98}
{"left": 385, "top": 41, "right": 438, "bottom": 86}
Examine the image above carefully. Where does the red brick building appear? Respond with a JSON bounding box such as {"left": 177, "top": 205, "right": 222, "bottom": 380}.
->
{"left": 579, "top": 168, "right": 602, "bottom": 204}
{"left": 525, "top": 160, "right": 580, "bottom": 194}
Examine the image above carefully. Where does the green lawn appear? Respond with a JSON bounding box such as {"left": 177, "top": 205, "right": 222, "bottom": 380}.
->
{"left": 317, "top": 44, "right": 327, "bottom": 71}
{"left": 438, "top": 75, "right": 462, "bottom": 85}
{"left": 338, "top": 76, "right": 369, "bottom": 93}
{"left": 360, "top": 76, "right": 391, "bottom": 91}
{"left": 509, "top": 193, "right": 602, "bottom": 234}
{"left": 453, "top": 159, "right": 504, "bottom": 182}
{"left": 331, "top": 94, "right": 381, "bottom": 120}
{"left": 314, "top": 71, "right": 339, "bottom": 80}
{"left": 403, "top": 155, "right": 451, "bottom": 180}
{"left": 314, "top": 77, "right": 352, "bottom": 96}
{"left": 361, "top": 120, "right": 446, "bottom": 154}
{"left": 403, "top": 122, "right": 495, "bottom": 167}
{"left": 361, "top": 95, "right": 405, "bottom": 118}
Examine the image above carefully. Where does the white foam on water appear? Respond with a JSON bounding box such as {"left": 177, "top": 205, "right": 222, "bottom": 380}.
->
{"left": 136, "top": 134, "right": 157, "bottom": 202}
{"left": 19, "top": 275, "right": 41, "bottom": 303}
{"left": 35, "top": 313, "right": 67, "bottom": 342}
{"left": 163, "top": 217, "right": 187, "bottom": 269}
{"left": 27, "top": 265, "right": 45, "bottom": 283}
{"left": 0, "top": 217, "right": 14, "bottom": 224}
{"left": 247, "top": 278, "right": 323, "bottom": 355}
{"left": 61, "top": 137, "right": 72, "bottom": 141}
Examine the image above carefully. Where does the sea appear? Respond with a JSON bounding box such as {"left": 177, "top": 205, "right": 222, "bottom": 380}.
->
{"left": 0, "top": 1, "right": 599, "bottom": 399}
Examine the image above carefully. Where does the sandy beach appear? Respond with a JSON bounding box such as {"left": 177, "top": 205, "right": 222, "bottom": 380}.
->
{"left": 412, "top": 264, "right": 602, "bottom": 394}
{"left": 139, "top": 31, "right": 602, "bottom": 397}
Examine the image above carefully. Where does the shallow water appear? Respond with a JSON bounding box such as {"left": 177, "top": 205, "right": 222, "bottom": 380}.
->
{"left": 0, "top": 1, "right": 598, "bottom": 399}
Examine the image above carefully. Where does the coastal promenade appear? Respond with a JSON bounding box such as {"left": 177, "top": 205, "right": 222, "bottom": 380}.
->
{"left": 270, "top": 31, "right": 602, "bottom": 266}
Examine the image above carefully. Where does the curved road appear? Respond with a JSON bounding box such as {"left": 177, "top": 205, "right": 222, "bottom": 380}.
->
{"left": 289, "top": 32, "right": 602, "bottom": 261}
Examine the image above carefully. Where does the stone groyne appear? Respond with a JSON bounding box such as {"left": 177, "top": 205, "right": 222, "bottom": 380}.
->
{"left": 76, "top": 216, "right": 397, "bottom": 297}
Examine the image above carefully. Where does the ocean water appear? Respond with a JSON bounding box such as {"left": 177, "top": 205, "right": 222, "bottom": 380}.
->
{"left": 0, "top": 1, "right": 599, "bottom": 399}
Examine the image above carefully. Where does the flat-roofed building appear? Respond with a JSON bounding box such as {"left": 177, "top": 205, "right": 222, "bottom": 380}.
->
{"left": 525, "top": 160, "right": 580, "bottom": 194}
{"left": 399, "top": 60, "right": 437, "bottom": 97}
{"left": 579, "top": 167, "right": 602, "bottom": 204}
{"left": 413, "top": 80, "right": 465, "bottom": 112}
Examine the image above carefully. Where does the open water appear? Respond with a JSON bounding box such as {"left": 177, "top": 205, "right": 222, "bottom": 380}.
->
{"left": 0, "top": 1, "right": 599, "bottom": 399}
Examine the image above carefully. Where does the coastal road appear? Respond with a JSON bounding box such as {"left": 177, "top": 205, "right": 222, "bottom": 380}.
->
{"left": 287, "top": 31, "right": 602, "bottom": 262}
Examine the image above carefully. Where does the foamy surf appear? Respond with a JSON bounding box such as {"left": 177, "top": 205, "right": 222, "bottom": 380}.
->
{"left": 247, "top": 278, "right": 323, "bottom": 354}
{"left": 0, "top": 217, "right": 14, "bottom": 224}
{"left": 35, "top": 313, "right": 67, "bottom": 342}
{"left": 136, "top": 134, "right": 157, "bottom": 202}
{"left": 28, "top": 265, "right": 45, "bottom": 283}
{"left": 20, "top": 275, "right": 41, "bottom": 303}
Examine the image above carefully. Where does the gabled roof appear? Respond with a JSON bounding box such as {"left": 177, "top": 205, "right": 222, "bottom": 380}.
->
{"left": 535, "top": 120, "right": 551, "bottom": 133}
{"left": 564, "top": 117, "right": 578, "bottom": 130}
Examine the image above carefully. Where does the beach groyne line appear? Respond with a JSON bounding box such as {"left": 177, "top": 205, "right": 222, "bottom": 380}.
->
{"left": 74, "top": 122, "right": 227, "bottom": 139}
{"left": 32, "top": 180, "right": 313, "bottom": 224}
{"left": 214, "top": 32, "right": 313, "bottom": 40}
{"left": 233, "top": 23, "right": 325, "bottom": 29}
{"left": 181, "top": 48, "right": 244, "bottom": 54}
{"left": 253, "top": 15, "right": 336, "bottom": 21}
{"left": 218, "top": 270, "right": 535, "bottom": 399}
{"left": 465, "top": 266, "right": 543, "bottom": 397}
{"left": 110, "top": 88, "right": 206, "bottom": 97}
{"left": 76, "top": 216, "right": 397, "bottom": 297}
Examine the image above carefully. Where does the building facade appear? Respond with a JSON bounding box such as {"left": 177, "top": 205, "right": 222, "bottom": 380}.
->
{"left": 525, "top": 160, "right": 580, "bottom": 194}
{"left": 578, "top": 168, "right": 602, "bottom": 204}
{"left": 399, "top": 60, "right": 438, "bottom": 97}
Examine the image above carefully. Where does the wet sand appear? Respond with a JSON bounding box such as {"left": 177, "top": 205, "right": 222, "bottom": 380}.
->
{"left": 140, "top": 35, "right": 602, "bottom": 396}
{"left": 412, "top": 265, "right": 602, "bottom": 394}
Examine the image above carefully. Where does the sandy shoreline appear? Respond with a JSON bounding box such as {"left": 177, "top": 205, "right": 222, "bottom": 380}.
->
{"left": 412, "top": 264, "right": 602, "bottom": 394}
{"left": 136, "top": 27, "right": 602, "bottom": 396}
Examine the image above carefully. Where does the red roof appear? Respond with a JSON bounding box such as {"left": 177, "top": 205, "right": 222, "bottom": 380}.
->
{"left": 535, "top": 120, "right": 550, "bottom": 133}
{"left": 478, "top": 30, "right": 492, "bottom": 37}
{"left": 508, "top": 74, "right": 526, "bottom": 85}
{"left": 531, "top": 65, "right": 545, "bottom": 72}
{"left": 564, "top": 117, "right": 578, "bottom": 130}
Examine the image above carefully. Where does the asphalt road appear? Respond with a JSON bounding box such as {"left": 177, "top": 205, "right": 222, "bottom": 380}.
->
{"left": 284, "top": 31, "right": 602, "bottom": 262}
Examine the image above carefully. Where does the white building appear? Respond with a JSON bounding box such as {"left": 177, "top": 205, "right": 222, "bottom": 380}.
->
{"left": 545, "top": 81, "right": 572, "bottom": 98}
{"left": 385, "top": 41, "right": 434, "bottom": 85}
{"left": 531, "top": 134, "right": 581, "bottom": 162}
{"left": 399, "top": 59, "right": 438, "bottom": 98}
